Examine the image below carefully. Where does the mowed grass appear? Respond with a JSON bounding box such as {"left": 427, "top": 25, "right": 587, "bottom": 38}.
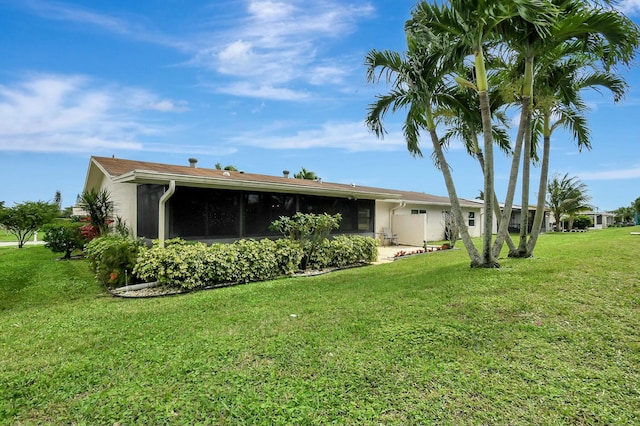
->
{"left": 1, "top": 228, "right": 639, "bottom": 424}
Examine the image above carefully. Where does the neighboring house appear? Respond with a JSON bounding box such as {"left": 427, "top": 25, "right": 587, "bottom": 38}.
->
{"left": 490, "top": 204, "right": 552, "bottom": 235}
{"left": 584, "top": 210, "right": 616, "bottom": 230}
{"left": 83, "top": 156, "right": 483, "bottom": 246}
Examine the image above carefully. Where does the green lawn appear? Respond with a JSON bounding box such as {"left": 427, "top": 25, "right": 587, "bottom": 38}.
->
{"left": 1, "top": 228, "right": 639, "bottom": 424}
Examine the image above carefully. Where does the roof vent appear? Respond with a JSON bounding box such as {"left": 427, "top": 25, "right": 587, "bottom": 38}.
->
{"left": 283, "top": 170, "right": 290, "bottom": 178}
{"left": 223, "top": 171, "right": 231, "bottom": 177}
{"left": 351, "top": 183, "right": 356, "bottom": 187}
{"left": 188, "top": 158, "right": 198, "bottom": 168}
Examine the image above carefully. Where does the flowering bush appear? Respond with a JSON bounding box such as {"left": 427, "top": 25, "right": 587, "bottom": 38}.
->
{"left": 85, "top": 235, "right": 145, "bottom": 287}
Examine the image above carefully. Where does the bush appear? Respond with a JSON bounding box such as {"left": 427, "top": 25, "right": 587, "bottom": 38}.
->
{"left": 85, "top": 235, "right": 145, "bottom": 287}
{"left": 134, "top": 239, "right": 304, "bottom": 290}
{"left": 572, "top": 215, "right": 593, "bottom": 230}
{"left": 308, "top": 235, "right": 378, "bottom": 269}
{"left": 270, "top": 212, "right": 341, "bottom": 269}
{"left": 42, "top": 222, "right": 87, "bottom": 259}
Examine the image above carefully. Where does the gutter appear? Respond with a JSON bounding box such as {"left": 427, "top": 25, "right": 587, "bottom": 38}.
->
{"left": 390, "top": 201, "right": 406, "bottom": 229}
{"left": 158, "top": 180, "right": 176, "bottom": 248}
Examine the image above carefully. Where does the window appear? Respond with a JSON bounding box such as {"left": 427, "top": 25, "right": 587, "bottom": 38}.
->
{"left": 244, "top": 193, "right": 296, "bottom": 236}
{"left": 468, "top": 211, "right": 475, "bottom": 227}
{"left": 411, "top": 209, "right": 427, "bottom": 214}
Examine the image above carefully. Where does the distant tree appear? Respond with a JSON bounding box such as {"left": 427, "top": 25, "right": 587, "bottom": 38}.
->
{"left": 294, "top": 167, "right": 318, "bottom": 180}
{"left": 215, "top": 163, "right": 238, "bottom": 171}
{"left": 547, "top": 173, "right": 590, "bottom": 231}
{"left": 613, "top": 206, "right": 634, "bottom": 223}
{"left": 634, "top": 196, "right": 640, "bottom": 216}
{"left": 79, "top": 188, "right": 113, "bottom": 237}
{"left": 54, "top": 190, "right": 62, "bottom": 211}
{"left": 0, "top": 201, "right": 59, "bottom": 248}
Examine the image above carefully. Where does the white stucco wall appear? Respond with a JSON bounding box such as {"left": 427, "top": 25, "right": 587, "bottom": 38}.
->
{"left": 94, "top": 175, "right": 137, "bottom": 236}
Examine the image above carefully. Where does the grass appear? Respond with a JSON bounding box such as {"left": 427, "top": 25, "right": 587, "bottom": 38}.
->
{"left": 1, "top": 228, "right": 639, "bottom": 424}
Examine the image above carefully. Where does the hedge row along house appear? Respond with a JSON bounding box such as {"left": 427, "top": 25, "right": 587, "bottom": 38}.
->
{"left": 83, "top": 156, "right": 489, "bottom": 246}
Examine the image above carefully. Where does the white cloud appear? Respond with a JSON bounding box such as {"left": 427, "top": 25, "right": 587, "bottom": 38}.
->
{"left": 215, "top": 82, "right": 310, "bottom": 101}
{"left": 0, "top": 74, "right": 188, "bottom": 153}
{"left": 577, "top": 166, "right": 640, "bottom": 180}
{"left": 194, "top": 0, "right": 375, "bottom": 100}
{"left": 228, "top": 120, "right": 405, "bottom": 152}
{"left": 617, "top": 0, "right": 640, "bottom": 15}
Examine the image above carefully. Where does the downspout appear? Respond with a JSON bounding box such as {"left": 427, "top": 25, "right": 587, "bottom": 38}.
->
{"left": 158, "top": 180, "right": 176, "bottom": 248}
{"left": 389, "top": 201, "right": 406, "bottom": 231}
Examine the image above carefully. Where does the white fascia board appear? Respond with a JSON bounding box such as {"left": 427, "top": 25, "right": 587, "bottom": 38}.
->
{"left": 113, "top": 170, "right": 401, "bottom": 200}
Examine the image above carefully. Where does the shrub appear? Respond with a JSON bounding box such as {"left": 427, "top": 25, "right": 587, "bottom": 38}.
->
{"left": 86, "top": 235, "right": 145, "bottom": 288}
{"left": 270, "top": 212, "right": 341, "bottom": 269}
{"left": 42, "top": 222, "right": 87, "bottom": 259}
{"left": 572, "top": 215, "right": 593, "bottom": 230}
{"left": 308, "top": 235, "right": 378, "bottom": 269}
{"left": 134, "top": 238, "right": 305, "bottom": 290}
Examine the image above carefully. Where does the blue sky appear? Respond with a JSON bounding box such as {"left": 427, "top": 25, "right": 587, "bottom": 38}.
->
{"left": 1, "top": 0, "right": 640, "bottom": 212}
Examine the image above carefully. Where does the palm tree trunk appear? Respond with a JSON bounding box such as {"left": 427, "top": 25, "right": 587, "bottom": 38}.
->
{"left": 427, "top": 128, "right": 483, "bottom": 267}
{"left": 493, "top": 97, "right": 528, "bottom": 258}
{"left": 526, "top": 115, "right": 552, "bottom": 255}
{"left": 513, "top": 112, "right": 531, "bottom": 257}
{"left": 475, "top": 149, "right": 516, "bottom": 254}
{"left": 476, "top": 47, "right": 498, "bottom": 268}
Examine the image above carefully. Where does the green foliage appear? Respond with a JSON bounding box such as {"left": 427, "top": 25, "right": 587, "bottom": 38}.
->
{"left": 293, "top": 167, "right": 318, "bottom": 180}
{"left": 0, "top": 201, "right": 59, "bottom": 248}
{"left": 85, "top": 235, "right": 144, "bottom": 287}
{"left": 78, "top": 188, "right": 113, "bottom": 237}
{"left": 562, "top": 214, "right": 592, "bottom": 230}
{"left": 42, "top": 222, "right": 87, "bottom": 259}
{"left": 270, "top": 212, "right": 341, "bottom": 269}
{"left": 134, "top": 238, "right": 304, "bottom": 289}
{"left": 308, "top": 235, "right": 379, "bottom": 269}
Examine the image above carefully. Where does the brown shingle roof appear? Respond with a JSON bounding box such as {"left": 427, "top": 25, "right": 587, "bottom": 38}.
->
{"left": 91, "top": 156, "right": 481, "bottom": 207}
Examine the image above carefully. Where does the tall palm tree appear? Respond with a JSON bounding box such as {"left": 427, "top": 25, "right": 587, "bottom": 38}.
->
{"left": 525, "top": 57, "right": 626, "bottom": 251}
{"left": 407, "top": 0, "right": 557, "bottom": 267}
{"left": 365, "top": 36, "right": 486, "bottom": 267}
{"left": 499, "top": 0, "right": 639, "bottom": 257}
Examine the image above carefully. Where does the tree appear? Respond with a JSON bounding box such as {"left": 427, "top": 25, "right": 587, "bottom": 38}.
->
{"left": 365, "top": 35, "right": 487, "bottom": 267}
{"left": 508, "top": 1, "right": 638, "bottom": 257}
{"left": 42, "top": 222, "right": 87, "bottom": 259}
{"left": 633, "top": 197, "right": 640, "bottom": 224}
{"left": 613, "top": 206, "right": 634, "bottom": 223}
{"left": 546, "top": 173, "right": 590, "bottom": 231}
{"left": 0, "top": 201, "right": 59, "bottom": 248}
{"left": 215, "top": 163, "right": 238, "bottom": 171}
{"left": 294, "top": 167, "right": 319, "bottom": 181}
{"left": 79, "top": 188, "right": 113, "bottom": 237}
{"left": 54, "top": 190, "right": 62, "bottom": 212}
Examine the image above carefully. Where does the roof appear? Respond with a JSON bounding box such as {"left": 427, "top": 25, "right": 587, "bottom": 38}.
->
{"left": 88, "top": 156, "right": 482, "bottom": 208}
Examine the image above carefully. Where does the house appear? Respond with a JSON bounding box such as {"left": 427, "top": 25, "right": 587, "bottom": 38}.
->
{"left": 584, "top": 210, "right": 616, "bottom": 230}
{"left": 82, "top": 156, "right": 484, "bottom": 246}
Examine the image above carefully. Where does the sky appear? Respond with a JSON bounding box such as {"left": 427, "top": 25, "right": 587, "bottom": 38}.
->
{"left": 1, "top": 0, "right": 640, "bottom": 212}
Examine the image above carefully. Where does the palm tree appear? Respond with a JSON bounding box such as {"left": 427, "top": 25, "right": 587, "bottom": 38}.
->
{"left": 293, "top": 167, "right": 319, "bottom": 181}
{"left": 547, "top": 173, "right": 590, "bottom": 231}
{"left": 365, "top": 35, "right": 486, "bottom": 267}
{"left": 407, "top": 0, "right": 558, "bottom": 267}
{"left": 493, "top": 0, "right": 638, "bottom": 257}
{"left": 79, "top": 188, "right": 113, "bottom": 237}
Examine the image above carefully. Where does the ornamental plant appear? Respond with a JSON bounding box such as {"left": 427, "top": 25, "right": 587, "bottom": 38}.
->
{"left": 85, "top": 235, "right": 145, "bottom": 288}
{"left": 42, "top": 222, "right": 87, "bottom": 259}
{"left": 270, "top": 212, "right": 341, "bottom": 269}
